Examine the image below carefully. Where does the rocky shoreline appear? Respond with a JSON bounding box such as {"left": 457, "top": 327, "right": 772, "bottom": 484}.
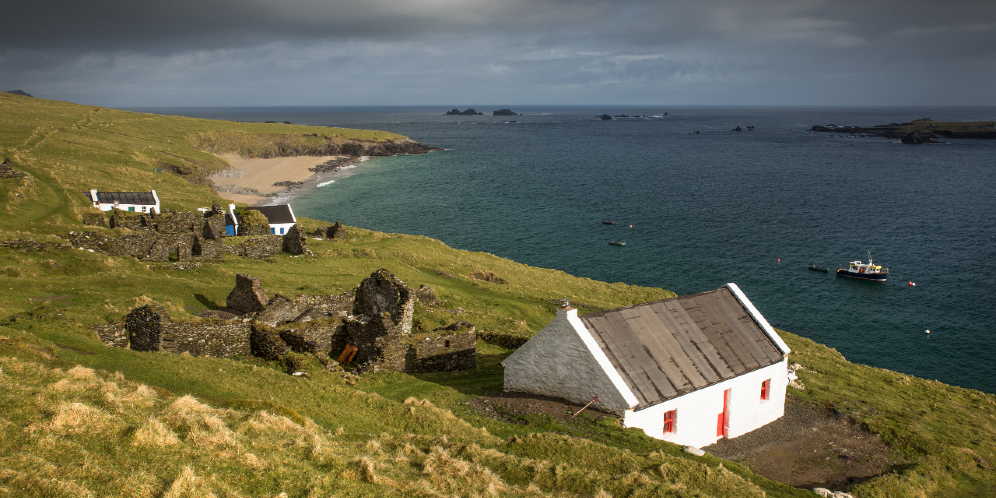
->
{"left": 809, "top": 118, "right": 996, "bottom": 143}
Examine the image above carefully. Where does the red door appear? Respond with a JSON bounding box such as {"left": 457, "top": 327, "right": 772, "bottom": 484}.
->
{"left": 716, "top": 389, "right": 730, "bottom": 438}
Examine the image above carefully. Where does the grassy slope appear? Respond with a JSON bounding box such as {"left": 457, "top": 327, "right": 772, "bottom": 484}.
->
{"left": 1, "top": 93, "right": 994, "bottom": 497}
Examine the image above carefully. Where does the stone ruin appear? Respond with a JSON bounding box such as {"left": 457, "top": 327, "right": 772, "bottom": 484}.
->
{"left": 0, "top": 158, "right": 30, "bottom": 179}
{"left": 94, "top": 270, "right": 476, "bottom": 375}
{"left": 313, "top": 220, "right": 346, "bottom": 240}
{"left": 6, "top": 202, "right": 311, "bottom": 262}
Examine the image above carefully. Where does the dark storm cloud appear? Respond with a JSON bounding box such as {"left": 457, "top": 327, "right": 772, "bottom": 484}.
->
{"left": 3, "top": 0, "right": 994, "bottom": 105}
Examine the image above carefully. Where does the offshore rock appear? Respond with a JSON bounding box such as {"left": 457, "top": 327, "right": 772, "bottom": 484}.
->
{"left": 493, "top": 109, "right": 519, "bottom": 116}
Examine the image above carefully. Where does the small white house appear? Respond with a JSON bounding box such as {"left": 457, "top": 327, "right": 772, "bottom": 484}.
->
{"left": 502, "top": 283, "right": 791, "bottom": 448}
{"left": 86, "top": 189, "right": 160, "bottom": 213}
{"left": 225, "top": 203, "right": 297, "bottom": 236}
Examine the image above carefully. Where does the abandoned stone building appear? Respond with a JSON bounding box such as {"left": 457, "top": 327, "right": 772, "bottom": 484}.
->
{"left": 95, "top": 270, "right": 477, "bottom": 374}
{"left": 67, "top": 203, "right": 311, "bottom": 262}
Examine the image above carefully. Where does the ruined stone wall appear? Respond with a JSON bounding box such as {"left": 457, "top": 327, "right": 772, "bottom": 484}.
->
{"left": 282, "top": 225, "right": 310, "bottom": 255}
{"left": 277, "top": 319, "right": 340, "bottom": 356}
{"left": 153, "top": 211, "right": 201, "bottom": 234}
{"left": 192, "top": 236, "right": 224, "bottom": 260}
{"left": 93, "top": 322, "right": 128, "bottom": 348}
{"left": 226, "top": 235, "right": 283, "bottom": 259}
{"left": 109, "top": 211, "right": 153, "bottom": 231}
{"left": 80, "top": 211, "right": 107, "bottom": 228}
{"left": 160, "top": 319, "right": 251, "bottom": 358}
{"left": 404, "top": 332, "right": 477, "bottom": 373}
{"left": 126, "top": 305, "right": 169, "bottom": 351}
{"left": 125, "top": 304, "right": 251, "bottom": 358}
{"left": 202, "top": 213, "right": 226, "bottom": 240}
{"left": 227, "top": 274, "right": 269, "bottom": 314}
{"left": 250, "top": 323, "right": 289, "bottom": 360}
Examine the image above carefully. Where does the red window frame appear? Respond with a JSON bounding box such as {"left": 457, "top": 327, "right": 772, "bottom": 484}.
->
{"left": 663, "top": 409, "right": 677, "bottom": 434}
{"left": 760, "top": 379, "right": 770, "bottom": 400}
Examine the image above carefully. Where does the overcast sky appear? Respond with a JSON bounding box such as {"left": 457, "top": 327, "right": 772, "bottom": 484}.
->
{"left": 3, "top": 0, "right": 994, "bottom": 107}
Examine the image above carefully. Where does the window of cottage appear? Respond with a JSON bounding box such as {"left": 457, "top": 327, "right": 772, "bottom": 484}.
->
{"left": 663, "top": 409, "right": 676, "bottom": 434}
{"left": 760, "top": 379, "right": 770, "bottom": 400}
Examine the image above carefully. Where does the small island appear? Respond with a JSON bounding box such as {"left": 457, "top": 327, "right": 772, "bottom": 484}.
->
{"left": 492, "top": 109, "right": 519, "bottom": 116}
{"left": 444, "top": 108, "right": 484, "bottom": 116}
{"left": 810, "top": 118, "right": 996, "bottom": 143}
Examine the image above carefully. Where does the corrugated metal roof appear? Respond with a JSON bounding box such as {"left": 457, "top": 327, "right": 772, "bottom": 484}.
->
{"left": 578, "top": 287, "right": 783, "bottom": 410}
{"left": 87, "top": 191, "right": 157, "bottom": 205}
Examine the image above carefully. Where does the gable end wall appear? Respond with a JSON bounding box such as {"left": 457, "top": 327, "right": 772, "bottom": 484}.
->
{"left": 502, "top": 308, "right": 631, "bottom": 414}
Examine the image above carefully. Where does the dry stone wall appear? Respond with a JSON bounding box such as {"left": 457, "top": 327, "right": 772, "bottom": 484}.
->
{"left": 125, "top": 305, "right": 251, "bottom": 358}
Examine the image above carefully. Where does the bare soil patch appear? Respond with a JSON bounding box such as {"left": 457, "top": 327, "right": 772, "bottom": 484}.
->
{"left": 469, "top": 391, "right": 617, "bottom": 424}
{"left": 704, "top": 397, "right": 905, "bottom": 491}
{"left": 471, "top": 393, "right": 903, "bottom": 492}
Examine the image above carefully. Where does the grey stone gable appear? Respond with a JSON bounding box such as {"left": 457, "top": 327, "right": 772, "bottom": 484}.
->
{"left": 578, "top": 287, "right": 784, "bottom": 410}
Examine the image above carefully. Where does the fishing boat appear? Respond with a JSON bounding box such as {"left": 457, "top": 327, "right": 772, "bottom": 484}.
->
{"left": 809, "top": 265, "right": 829, "bottom": 272}
{"left": 608, "top": 241, "right": 625, "bottom": 246}
{"left": 836, "top": 252, "right": 888, "bottom": 282}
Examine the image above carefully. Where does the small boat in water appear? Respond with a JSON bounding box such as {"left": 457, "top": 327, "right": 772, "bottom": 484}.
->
{"left": 608, "top": 241, "right": 626, "bottom": 246}
{"left": 809, "top": 265, "right": 829, "bottom": 272}
{"left": 602, "top": 220, "right": 617, "bottom": 225}
{"left": 837, "top": 252, "right": 888, "bottom": 282}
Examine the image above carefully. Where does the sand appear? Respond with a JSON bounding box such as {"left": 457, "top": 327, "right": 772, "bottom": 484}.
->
{"left": 211, "top": 153, "right": 341, "bottom": 205}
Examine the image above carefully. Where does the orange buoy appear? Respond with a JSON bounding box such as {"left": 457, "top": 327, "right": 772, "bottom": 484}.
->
{"left": 777, "top": 258, "right": 781, "bottom": 263}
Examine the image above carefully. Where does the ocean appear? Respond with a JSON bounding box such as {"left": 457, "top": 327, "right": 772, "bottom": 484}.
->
{"left": 138, "top": 105, "right": 996, "bottom": 394}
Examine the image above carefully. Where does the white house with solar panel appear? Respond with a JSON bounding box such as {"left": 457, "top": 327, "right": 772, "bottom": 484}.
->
{"left": 86, "top": 189, "right": 160, "bottom": 213}
{"left": 502, "top": 283, "right": 791, "bottom": 448}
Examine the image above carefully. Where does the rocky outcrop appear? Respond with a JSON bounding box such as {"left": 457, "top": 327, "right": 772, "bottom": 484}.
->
{"left": 445, "top": 109, "right": 483, "bottom": 116}
{"left": 901, "top": 130, "right": 940, "bottom": 144}
{"left": 226, "top": 274, "right": 269, "bottom": 314}
{"left": 599, "top": 114, "right": 613, "bottom": 120}
{"left": 493, "top": 109, "right": 519, "bottom": 116}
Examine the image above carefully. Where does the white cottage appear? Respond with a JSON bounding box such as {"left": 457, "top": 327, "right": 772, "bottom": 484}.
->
{"left": 86, "top": 189, "right": 160, "bottom": 213}
{"left": 225, "top": 203, "right": 297, "bottom": 236}
{"left": 502, "top": 283, "right": 791, "bottom": 448}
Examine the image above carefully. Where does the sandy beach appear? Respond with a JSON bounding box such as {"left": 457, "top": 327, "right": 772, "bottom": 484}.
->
{"left": 211, "top": 153, "right": 344, "bottom": 205}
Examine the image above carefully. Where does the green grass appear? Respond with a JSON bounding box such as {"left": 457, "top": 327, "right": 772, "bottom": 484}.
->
{"left": 2, "top": 93, "right": 995, "bottom": 497}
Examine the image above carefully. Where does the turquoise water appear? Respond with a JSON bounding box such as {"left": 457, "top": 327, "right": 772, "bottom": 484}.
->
{"left": 145, "top": 106, "right": 996, "bottom": 393}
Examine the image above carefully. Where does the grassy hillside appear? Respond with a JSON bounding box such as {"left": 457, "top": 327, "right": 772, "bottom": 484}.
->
{"left": 1, "top": 94, "right": 994, "bottom": 497}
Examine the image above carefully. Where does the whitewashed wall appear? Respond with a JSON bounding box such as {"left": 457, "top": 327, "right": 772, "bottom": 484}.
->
{"left": 502, "top": 308, "right": 634, "bottom": 414}
{"left": 622, "top": 358, "right": 788, "bottom": 448}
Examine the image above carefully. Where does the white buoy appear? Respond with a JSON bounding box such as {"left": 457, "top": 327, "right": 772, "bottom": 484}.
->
{"left": 925, "top": 329, "right": 930, "bottom": 334}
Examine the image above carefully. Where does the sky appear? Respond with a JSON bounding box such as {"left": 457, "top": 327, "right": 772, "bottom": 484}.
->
{"left": 3, "top": 0, "right": 995, "bottom": 107}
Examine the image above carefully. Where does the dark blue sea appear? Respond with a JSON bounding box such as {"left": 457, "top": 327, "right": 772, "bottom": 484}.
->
{"left": 137, "top": 106, "right": 996, "bottom": 394}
